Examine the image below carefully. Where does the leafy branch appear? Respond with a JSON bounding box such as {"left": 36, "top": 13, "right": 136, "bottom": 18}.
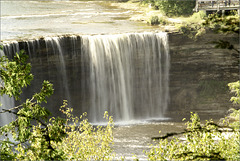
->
{"left": 0, "top": 50, "right": 66, "bottom": 160}
{"left": 0, "top": 50, "right": 33, "bottom": 100}
{"left": 0, "top": 48, "right": 115, "bottom": 160}
{"left": 147, "top": 112, "right": 240, "bottom": 160}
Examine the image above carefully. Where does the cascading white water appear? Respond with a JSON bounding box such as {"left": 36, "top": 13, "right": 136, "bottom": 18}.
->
{"left": 2, "top": 32, "right": 170, "bottom": 123}
{"left": 82, "top": 34, "right": 134, "bottom": 122}
{"left": 82, "top": 32, "right": 170, "bottom": 122}
{"left": 45, "top": 37, "right": 72, "bottom": 106}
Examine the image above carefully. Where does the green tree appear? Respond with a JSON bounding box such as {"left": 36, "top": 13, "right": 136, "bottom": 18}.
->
{"left": 143, "top": 0, "right": 196, "bottom": 16}
{"left": 146, "top": 112, "right": 240, "bottom": 160}
{"left": 0, "top": 50, "right": 64, "bottom": 160}
{"left": 146, "top": 81, "right": 240, "bottom": 160}
{"left": 0, "top": 49, "right": 115, "bottom": 160}
{"left": 203, "top": 12, "right": 240, "bottom": 52}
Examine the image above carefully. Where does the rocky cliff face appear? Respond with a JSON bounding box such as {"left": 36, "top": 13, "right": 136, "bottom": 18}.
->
{"left": 2, "top": 32, "right": 239, "bottom": 121}
{"left": 168, "top": 32, "right": 239, "bottom": 119}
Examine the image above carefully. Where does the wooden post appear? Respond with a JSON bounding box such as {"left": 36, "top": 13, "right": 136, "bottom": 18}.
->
{"left": 195, "top": 0, "right": 199, "bottom": 12}
{"left": 238, "top": 0, "right": 240, "bottom": 16}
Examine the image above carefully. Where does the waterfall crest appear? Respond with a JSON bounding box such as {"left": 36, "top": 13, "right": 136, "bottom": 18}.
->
{"left": 3, "top": 32, "right": 170, "bottom": 122}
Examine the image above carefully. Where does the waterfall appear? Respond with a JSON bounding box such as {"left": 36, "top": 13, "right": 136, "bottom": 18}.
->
{"left": 2, "top": 32, "right": 170, "bottom": 123}
{"left": 83, "top": 34, "right": 134, "bottom": 122}
{"left": 0, "top": 49, "right": 15, "bottom": 127}
{"left": 83, "top": 33, "right": 170, "bottom": 122}
{"left": 45, "top": 37, "right": 72, "bottom": 106}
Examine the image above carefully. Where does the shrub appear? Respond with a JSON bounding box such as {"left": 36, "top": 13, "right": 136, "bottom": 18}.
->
{"left": 188, "top": 11, "right": 206, "bottom": 23}
{"left": 0, "top": 51, "right": 115, "bottom": 160}
{"left": 178, "top": 11, "right": 240, "bottom": 40}
{"left": 146, "top": 80, "right": 240, "bottom": 160}
{"left": 146, "top": 112, "right": 240, "bottom": 160}
{"left": 177, "top": 23, "right": 205, "bottom": 39}
{"left": 148, "top": 15, "right": 160, "bottom": 25}
{"left": 12, "top": 102, "right": 115, "bottom": 160}
{"left": 228, "top": 81, "right": 240, "bottom": 105}
{"left": 143, "top": 0, "right": 196, "bottom": 17}
{"left": 204, "top": 12, "right": 240, "bottom": 34}
{"left": 55, "top": 102, "right": 115, "bottom": 160}
{"left": 177, "top": 11, "right": 206, "bottom": 39}
{"left": 147, "top": 15, "right": 169, "bottom": 25}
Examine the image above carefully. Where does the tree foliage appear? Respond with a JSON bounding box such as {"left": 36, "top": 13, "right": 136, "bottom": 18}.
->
{"left": 0, "top": 50, "right": 33, "bottom": 100}
{"left": 146, "top": 112, "right": 240, "bottom": 160}
{"left": 228, "top": 81, "right": 240, "bottom": 105}
{"left": 147, "top": 15, "right": 169, "bottom": 25}
{"left": 177, "top": 11, "right": 206, "bottom": 39}
{"left": 143, "top": 0, "right": 196, "bottom": 16}
{"left": 203, "top": 12, "right": 240, "bottom": 34}
{"left": 0, "top": 50, "right": 115, "bottom": 160}
{"left": 178, "top": 11, "right": 240, "bottom": 49}
{"left": 204, "top": 12, "right": 240, "bottom": 52}
{"left": 146, "top": 10, "right": 240, "bottom": 160}
{"left": 56, "top": 105, "right": 115, "bottom": 160}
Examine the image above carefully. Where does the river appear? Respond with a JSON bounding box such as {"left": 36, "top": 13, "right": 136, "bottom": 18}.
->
{"left": 1, "top": 0, "right": 153, "bottom": 41}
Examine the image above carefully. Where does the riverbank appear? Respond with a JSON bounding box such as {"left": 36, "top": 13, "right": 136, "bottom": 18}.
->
{"left": 110, "top": 0, "right": 185, "bottom": 32}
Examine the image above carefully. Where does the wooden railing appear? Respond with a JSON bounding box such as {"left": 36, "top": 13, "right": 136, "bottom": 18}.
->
{"left": 196, "top": 0, "right": 240, "bottom": 11}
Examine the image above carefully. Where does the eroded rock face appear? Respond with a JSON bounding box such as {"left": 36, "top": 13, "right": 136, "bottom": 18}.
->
{"left": 168, "top": 32, "right": 239, "bottom": 119}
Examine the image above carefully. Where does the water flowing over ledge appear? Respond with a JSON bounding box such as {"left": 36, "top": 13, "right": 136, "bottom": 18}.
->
{"left": 2, "top": 32, "right": 170, "bottom": 123}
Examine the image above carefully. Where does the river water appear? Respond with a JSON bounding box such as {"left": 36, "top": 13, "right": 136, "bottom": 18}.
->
{"left": 1, "top": 0, "right": 153, "bottom": 41}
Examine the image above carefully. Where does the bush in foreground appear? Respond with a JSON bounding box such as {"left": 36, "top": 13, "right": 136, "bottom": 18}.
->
{"left": 146, "top": 81, "right": 240, "bottom": 160}
{"left": 146, "top": 111, "right": 240, "bottom": 160}
{"left": 0, "top": 51, "right": 115, "bottom": 160}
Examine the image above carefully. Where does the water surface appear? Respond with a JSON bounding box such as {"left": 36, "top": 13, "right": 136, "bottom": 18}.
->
{"left": 1, "top": 0, "right": 150, "bottom": 40}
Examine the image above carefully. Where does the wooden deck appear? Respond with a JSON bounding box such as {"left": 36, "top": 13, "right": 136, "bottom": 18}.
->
{"left": 195, "top": 0, "right": 240, "bottom": 14}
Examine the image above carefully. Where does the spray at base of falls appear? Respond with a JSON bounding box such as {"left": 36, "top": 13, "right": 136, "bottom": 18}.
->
{"left": 2, "top": 32, "right": 170, "bottom": 123}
